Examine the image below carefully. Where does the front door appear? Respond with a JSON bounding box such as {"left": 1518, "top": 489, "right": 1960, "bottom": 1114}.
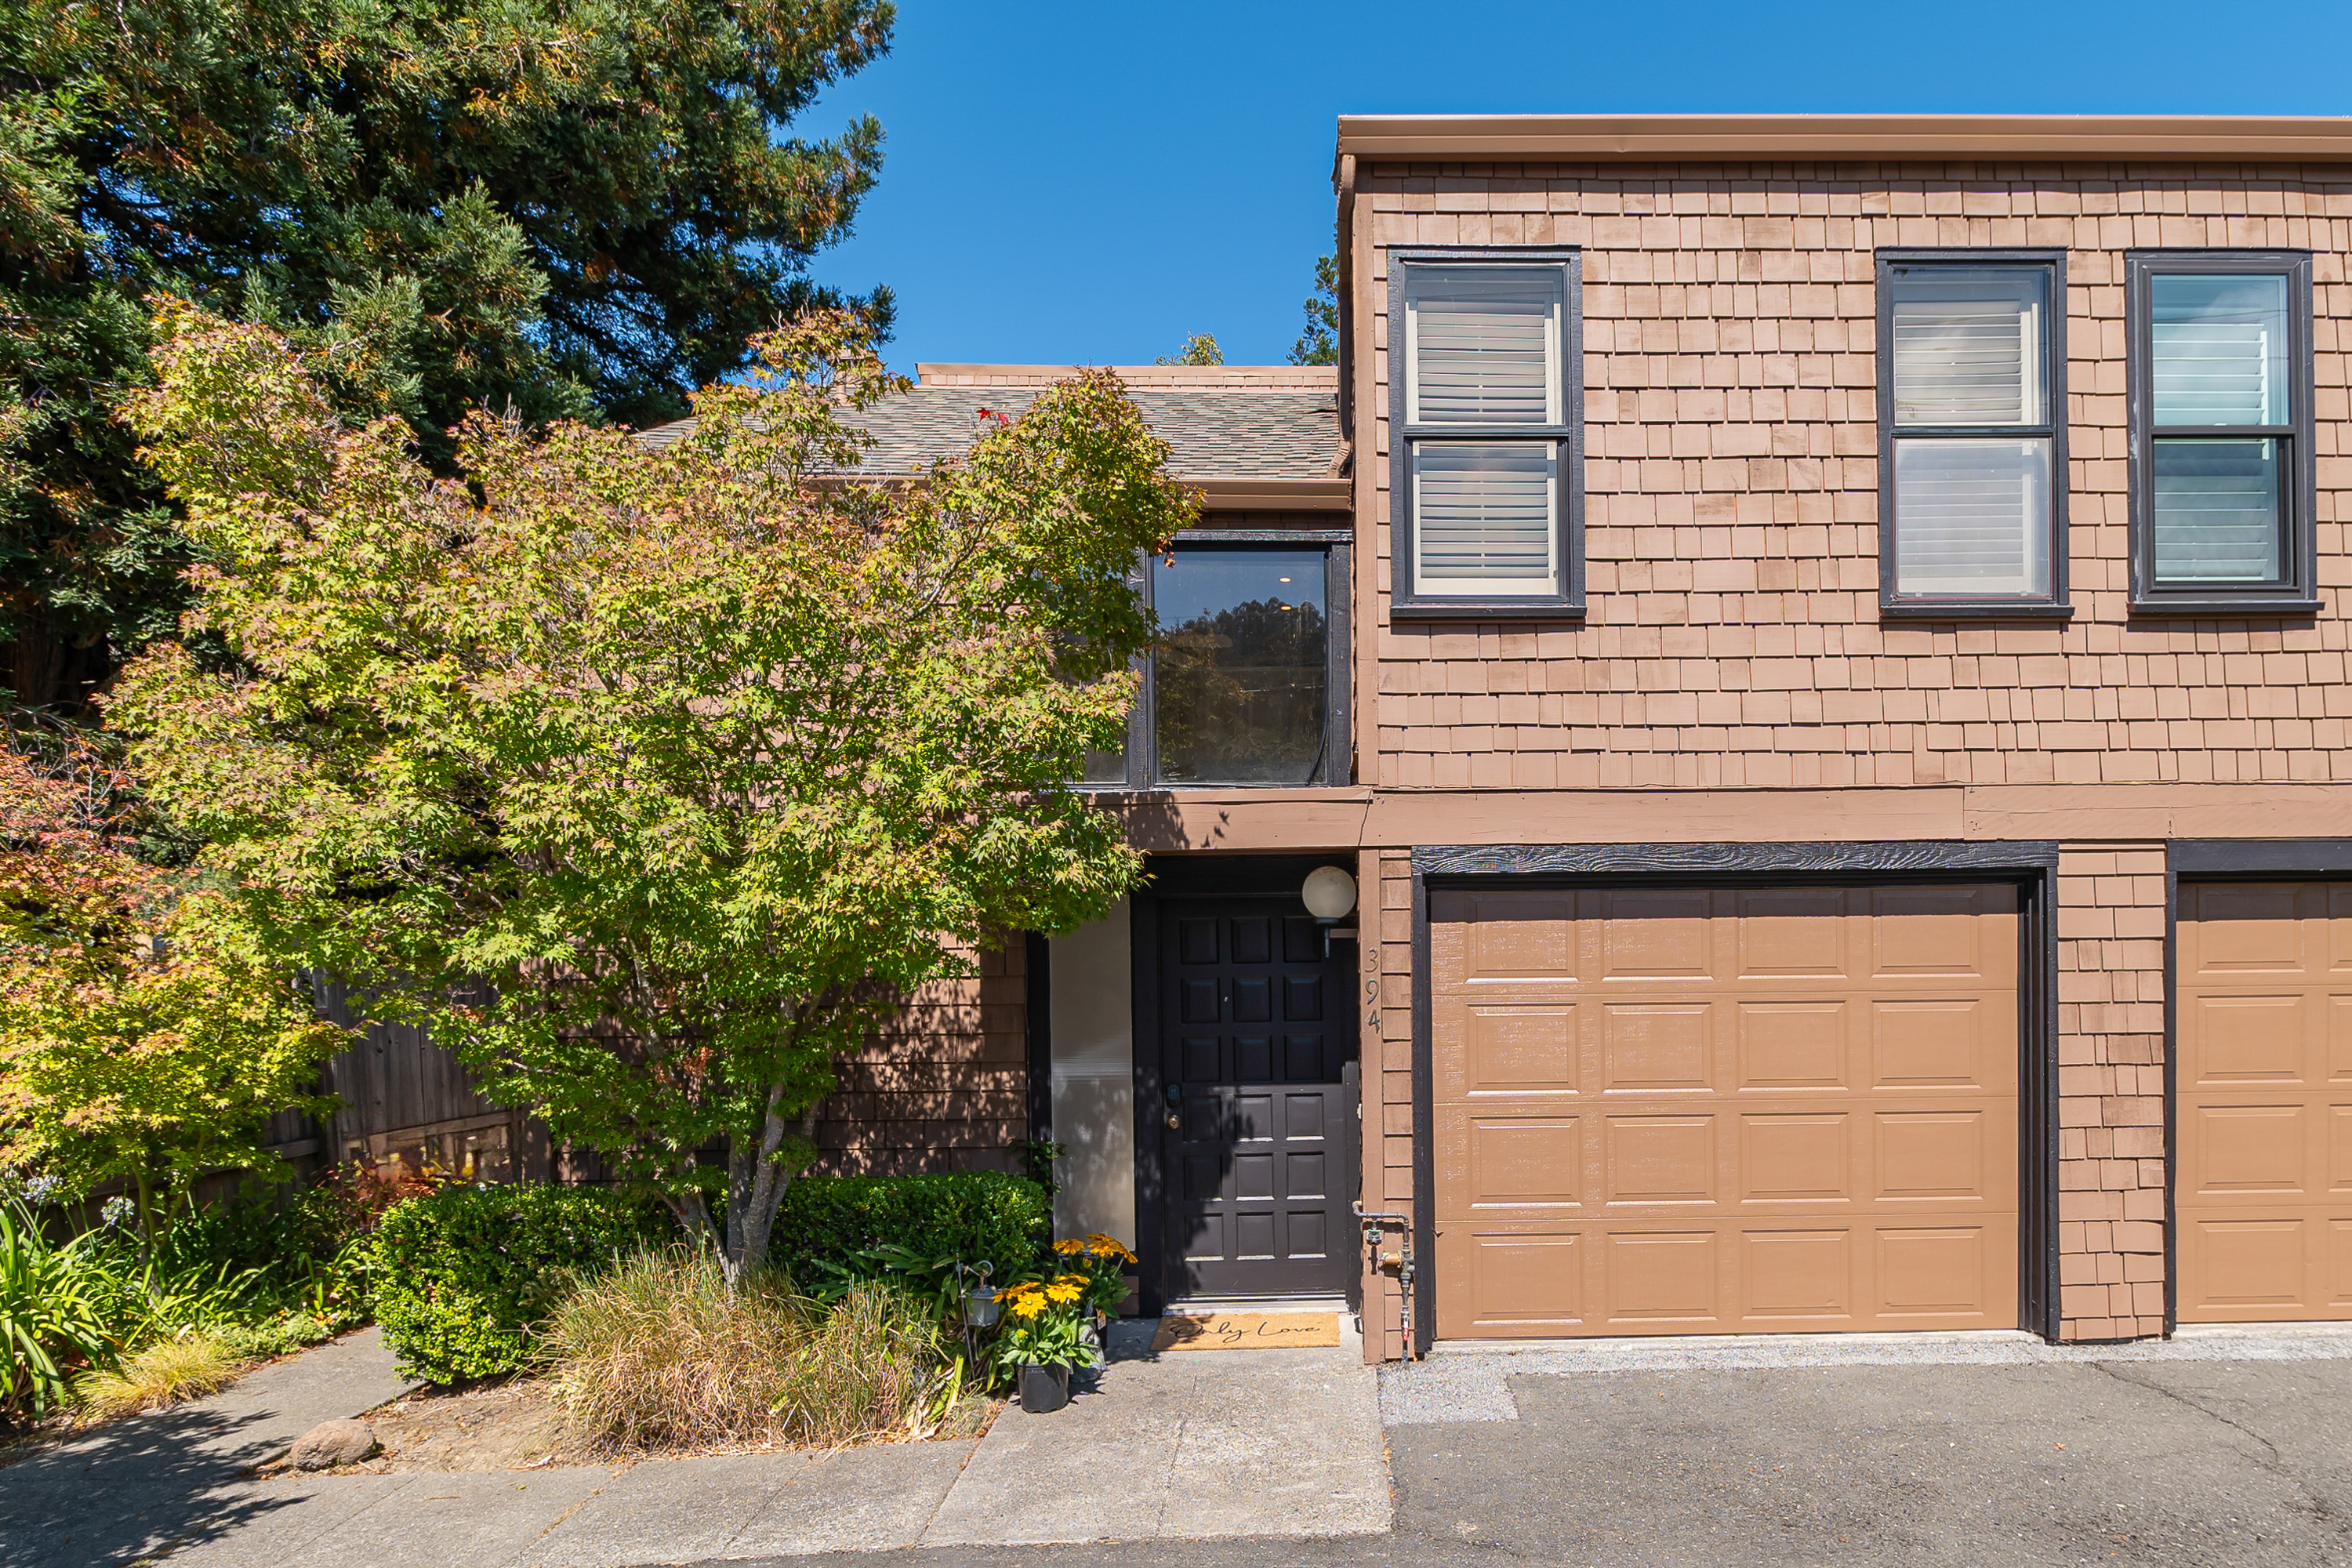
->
{"left": 1157, "top": 898, "right": 1356, "bottom": 1298}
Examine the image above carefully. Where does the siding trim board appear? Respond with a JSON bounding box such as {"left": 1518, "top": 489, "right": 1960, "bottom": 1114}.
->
{"left": 1408, "top": 840, "right": 2063, "bottom": 1344}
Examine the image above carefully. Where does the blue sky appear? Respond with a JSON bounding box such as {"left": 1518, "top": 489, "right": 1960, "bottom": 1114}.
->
{"left": 805, "top": 2, "right": 2352, "bottom": 371}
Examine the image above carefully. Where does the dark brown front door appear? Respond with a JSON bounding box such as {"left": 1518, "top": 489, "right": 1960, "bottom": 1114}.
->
{"left": 1159, "top": 900, "right": 1355, "bottom": 1298}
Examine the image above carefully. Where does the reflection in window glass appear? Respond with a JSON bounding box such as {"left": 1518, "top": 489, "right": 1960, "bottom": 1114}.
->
{"left": 2153, "top": 274, "right": 2290, "bottom": 426}
{"left": 1153, "top": 548, "right": 1327, "bottom": 786}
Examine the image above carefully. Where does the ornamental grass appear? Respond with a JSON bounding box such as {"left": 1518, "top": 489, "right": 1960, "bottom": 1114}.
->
{"left": 73, "top": 1331, "right": 248, "bottom": 1423}
{"left": 543, "top": 1248, "right": 946, "bottom": 1452}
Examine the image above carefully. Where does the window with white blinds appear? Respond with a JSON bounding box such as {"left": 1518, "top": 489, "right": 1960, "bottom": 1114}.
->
{"left": 1393, "top": 254, "right": 1578, "bottom": 610}
{"left": 1410, "top": 445, "right": 1557, "bottom": 594}
{"left": 1880, "top": 260, "right": 2060, "bottom": 606}
{"left": 1406, "top": 268, "right": 1563, "bottom": 426}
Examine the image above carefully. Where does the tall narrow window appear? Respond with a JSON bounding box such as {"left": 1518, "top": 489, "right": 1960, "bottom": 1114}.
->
{"left": 1876, "top": 252, "right": 2066, "bottom": 614}
{"left": 1389, "top": 249, "right": 1581, "bottom": 616}
{"left": 2129, "top": 252, "right": 2317, "bottom": 613}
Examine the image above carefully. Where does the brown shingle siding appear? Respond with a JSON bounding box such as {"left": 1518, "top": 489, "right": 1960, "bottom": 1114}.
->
{"left": 1369, "top": 160, "right": 2352, "bottom": 797}
{"left": 811, "top": 936, "right": 1030, "bottom": 1178}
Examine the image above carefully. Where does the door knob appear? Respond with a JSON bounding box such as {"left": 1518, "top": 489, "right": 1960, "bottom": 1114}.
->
{"left": 1165, "top": 1112, "right": 1182, "bottom": 1131}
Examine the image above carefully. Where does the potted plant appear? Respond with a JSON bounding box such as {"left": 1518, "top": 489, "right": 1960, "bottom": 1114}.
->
{"left": 1051, "top": 1232, "right": 1138, "bottom": 1352}
{"left": 990, "top": 1273, "right": 1099, "bottom": 1414}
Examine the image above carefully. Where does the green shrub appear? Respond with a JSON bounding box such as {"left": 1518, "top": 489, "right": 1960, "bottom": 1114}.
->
{"left": 372, "top": 1185, "right": 670, "bottom": 1383}
{"left": 771, "top": 1173, "right": 1049, "bottom": 1283}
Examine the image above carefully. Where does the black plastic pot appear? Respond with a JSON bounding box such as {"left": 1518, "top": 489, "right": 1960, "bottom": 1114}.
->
{"left": 1017, "top": 1361, "right": 1070, "bottom": 1414}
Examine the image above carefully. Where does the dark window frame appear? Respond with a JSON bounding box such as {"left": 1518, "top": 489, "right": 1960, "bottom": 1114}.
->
{"left": 1385, "top": 245, "right": 1585, "bottom": 621}
{"left": 1080, "top": 528, "right": 1353, "bottom": 791}
{"left": 2126, "top": 249, "right": 2319, "bottom": 616}
{"left": 1875, "top": 248, "right": 2072, "bottom": 620}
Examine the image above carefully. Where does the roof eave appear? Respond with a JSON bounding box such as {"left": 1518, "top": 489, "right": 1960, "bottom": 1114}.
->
{"left": 1333, "top": 113, "right": 2352, "bottom": 164}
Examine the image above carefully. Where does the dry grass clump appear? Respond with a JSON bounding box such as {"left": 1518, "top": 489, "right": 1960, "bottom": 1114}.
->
{"left": 543, "top": 1249, "right": 946, "bottom": 1452}
{"left": 74, "top": 1332, "right": 249, "bottom": 1422}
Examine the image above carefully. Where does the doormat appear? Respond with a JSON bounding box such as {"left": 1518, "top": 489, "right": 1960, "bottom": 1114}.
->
{"left": 1151, "top": 1311, "right": 1341, "bottom": 1352}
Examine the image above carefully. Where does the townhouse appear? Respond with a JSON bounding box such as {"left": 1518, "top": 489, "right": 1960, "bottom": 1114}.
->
{"left": 1029, "top": 114, "right": 2352, "bottom": 1359}
{"left": 345, "top": 114, "right": 2352, "bottom": 1361}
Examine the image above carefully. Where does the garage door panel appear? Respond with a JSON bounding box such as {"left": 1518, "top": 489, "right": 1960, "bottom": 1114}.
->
{"left": 1740, "top": 1113, "right": 1852, "bottom": 1203}
{"left": 1743, "top": 1230, "right": 1853, "bottom": 1319}
{"left": 2187, "top": 1104, "right": 2307, "bottom": 1197}
{"left": 1602, "top": 1003, "right": 1714, "bottom": 1091}
{"left": 1437, "top": 1105, "right": 1585, "bottom": 1218}
{"left": 1877, "top": 1226, "right": 1999, "bottom": 1320}
{"left": 1435, "top": 1229, "right": 1587, "bottom": 1337}
{"left": 1734, "top": 887, "right": 1853, "bottom": 977}
{"left": 1605, "top": 1232, "right": 1720, "bottom": 1325}
{"left": 1603, "top": 1115, "right": 1717, "bottom": 1206}
{"left": 1871, "top": 885, "right": 2014, "bottom": 980}
{"left": 1737, "top": 1000, "right": 1852, "bottom": 1089}
{"left": 1434, "top": 881, "right": 2019, "bottom": 1338}
{"left": 1871, "top": 999, "right": 1998, "bottom": 1090}
{"left": 1598, "top": 888, "right": 1715, "bottom": 979}
{"left": 2188, "top": 993, "right": 2310, "bottom": 1084}
{"left": 1435, "top": 1000, "right": 1580, "bottom": 1099}
{"left": 1875, "top": 1111, "right": 1993, "bottom": 1203}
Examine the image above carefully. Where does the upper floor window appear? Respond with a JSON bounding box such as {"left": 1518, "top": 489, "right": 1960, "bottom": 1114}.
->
{"left": 2128, "top": 251, "right": 2318, "bottom": 614}
{"left": 1081, "top": 534, "right": 1350, "bottom": 789}
{"left": 1388, "top": 249, "right": 1582, "bottom": 618}
{"left": 1875, "top": 251, "right": 2067, "bottom": 616}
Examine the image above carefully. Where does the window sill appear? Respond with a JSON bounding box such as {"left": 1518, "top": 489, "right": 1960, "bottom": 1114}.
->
{"left": 1389, "top": 601, "right": 1585, "bottom": 622}
{"left": 1880, "top": 601, "right": 2075, "bottom": 622}
{"left": 2129, "top": 596, "right": 2323, "bottom": 618}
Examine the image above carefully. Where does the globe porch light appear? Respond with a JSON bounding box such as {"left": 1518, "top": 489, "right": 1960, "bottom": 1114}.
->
{"left": 1302, "top": 866, "right": 1357, "bottom": 922}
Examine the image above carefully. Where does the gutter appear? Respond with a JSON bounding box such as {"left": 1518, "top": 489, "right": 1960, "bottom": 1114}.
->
{"left": 1334, "top": 112, "right": 2352, "bottom": 164}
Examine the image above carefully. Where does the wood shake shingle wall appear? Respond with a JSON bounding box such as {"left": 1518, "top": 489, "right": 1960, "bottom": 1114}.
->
{"left": 1363, "top": 161, "right": 2352, "bottom": 790}
{"left": 814, "top": 938, "right": 1031, "bottom": 1178}
{"left": 1358, "top": 157, "right": 2352, "bottom": 1342}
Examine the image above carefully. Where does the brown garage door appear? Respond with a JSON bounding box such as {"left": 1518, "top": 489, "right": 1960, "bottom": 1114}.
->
{"left": 2177, "top": 882, "right": 2352, "bottom": 1323}
{"left": 1432, "top": 884, "right": 2019, "bottom": 1338}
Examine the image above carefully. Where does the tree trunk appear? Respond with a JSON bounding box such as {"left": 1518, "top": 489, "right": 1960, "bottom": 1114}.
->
{"left": 723, "top": 1089, "right": 819, "bottom": 1281}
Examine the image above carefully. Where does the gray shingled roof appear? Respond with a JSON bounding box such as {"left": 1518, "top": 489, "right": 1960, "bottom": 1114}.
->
{"left": 637, "top": 383, "right": 1339, "bottom": 481}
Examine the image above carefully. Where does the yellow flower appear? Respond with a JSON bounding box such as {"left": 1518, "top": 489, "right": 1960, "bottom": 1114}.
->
{"left": 1045, "top": 1276, "right": 1084, "bottom": 1304}
{"left": 1009, "top": 1294, "right": 1046, "bottom": 1319}
{"left": 1053, "top": 1238, "right": 1085, "bottom": 1254}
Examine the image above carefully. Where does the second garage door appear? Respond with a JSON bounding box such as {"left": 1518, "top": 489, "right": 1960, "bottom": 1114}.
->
{"left": 1432, "top": 884, "right": 2020, "bottom": 1338}
{"left": 2176, "top": 882, "right": 2352, "bottom": 1323}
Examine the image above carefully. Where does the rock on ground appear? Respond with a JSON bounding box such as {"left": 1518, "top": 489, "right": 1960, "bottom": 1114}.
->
{"left": 286, "top": 1417, "right": 376, "bottom": 1470}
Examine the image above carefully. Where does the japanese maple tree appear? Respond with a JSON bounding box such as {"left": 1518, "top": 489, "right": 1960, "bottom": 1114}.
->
{"left": 108, "top": 303, "right": 1187, "bottom": 1272}
{"left": 0, "top": 742, "right": 341, "bottom": 1236}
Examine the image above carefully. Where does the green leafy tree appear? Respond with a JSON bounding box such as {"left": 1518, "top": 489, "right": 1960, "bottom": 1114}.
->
{"left": 1156, "top": 333, "right": 1224, "bottom": 367}
{"left": 107, "top": 303, "right": 1191, "bottom": 1276}
{"left": 0, "top": 744, "right": 341, "bottom": 1243}
{"left": 1289, "top": 255, "right": 1338, "bottom": 366}
{"left": 0, "top": 0, "right": 896, "bottom": 710}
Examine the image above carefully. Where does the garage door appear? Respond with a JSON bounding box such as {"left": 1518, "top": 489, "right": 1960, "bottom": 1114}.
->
{"left": 2177, "top": 882, "right": 2352, "bottom": 1323}
{"left": 1432, "top": 884, "right": 2019, "bottom": 1338}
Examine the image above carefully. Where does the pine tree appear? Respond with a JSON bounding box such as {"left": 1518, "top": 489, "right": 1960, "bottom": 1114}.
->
{"left": 0, "top": 0, "right": 896, "bottom": 710}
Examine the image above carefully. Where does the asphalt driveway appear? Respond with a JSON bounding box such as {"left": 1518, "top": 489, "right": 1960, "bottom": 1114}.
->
{"left": 749, "top": 1344, "right": 2352, "bottom": 1568}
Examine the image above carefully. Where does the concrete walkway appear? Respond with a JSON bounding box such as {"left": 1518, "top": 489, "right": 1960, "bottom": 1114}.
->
{"left": 0, "top": 1317, "right": 1388, "bottom": 1566}
{"left": 0, "top": 1328, "right": 421, "bottom": 1568}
